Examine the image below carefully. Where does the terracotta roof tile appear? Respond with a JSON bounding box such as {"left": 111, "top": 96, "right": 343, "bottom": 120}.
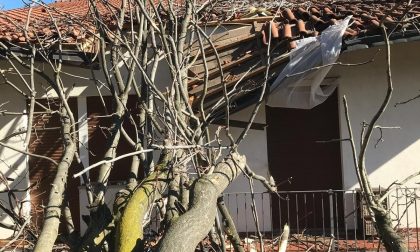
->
{"left": 0, "top": 0, "right": 418, "bottom": 48}
{"left": 237, "top": 1, "right": 420, "bottom": 48}
{"left": 0, "top": 0, "right": 122, "bottom": 45}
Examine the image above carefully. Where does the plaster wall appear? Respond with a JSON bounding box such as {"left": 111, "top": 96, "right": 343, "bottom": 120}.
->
{"left": 333, "top": 40, "right": 420, "bottom": 229}
{"left": 0, "top": 78, "right": 30, "bottom": 238}
{"left": 335, "top": 41, "right": 420, "bottom": 191}
{"left": 209, "top": 104, "right": 272, "bottom": 232}
{"left": 225, "top": 40, "right": 420, "bottom": 232}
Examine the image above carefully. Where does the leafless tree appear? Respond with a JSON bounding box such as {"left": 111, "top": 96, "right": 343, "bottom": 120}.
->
{"left": 1, "top": 1, "right": 417, "bottom": 252}
{"left": 342, "top": 3, "right": 418, "bottom": 251}
{"left": 0, "top": 1, "right": 278, "bottom": 251}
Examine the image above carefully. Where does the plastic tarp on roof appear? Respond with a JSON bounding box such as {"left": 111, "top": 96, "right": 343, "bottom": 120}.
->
{"left": 267, "top": 16, "right": 352, "bottom": 109}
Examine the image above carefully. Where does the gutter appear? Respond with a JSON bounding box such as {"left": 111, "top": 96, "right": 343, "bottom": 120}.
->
{"left": 343, "top": 29, "right": 420, "bottom": 52}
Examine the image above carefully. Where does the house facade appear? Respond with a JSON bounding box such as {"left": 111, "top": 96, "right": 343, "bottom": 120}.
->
{"left": 0, "top": 0, "right": 420, "bottom": 243}
{"left": 222, "top": 39, "right": 420, "bottom": 233}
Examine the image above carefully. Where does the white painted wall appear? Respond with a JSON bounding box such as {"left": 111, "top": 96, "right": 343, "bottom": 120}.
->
{"left": 78, "top": 185, "right": 122, "bottom": 233}
{"left": 333, "top": 40, "right": 420, "bottom": 229}
{"left": 0, "top": 80, "right": 31, "bottom": 238}
{"left": 225, "top": 105, "right": 269, "bottom": 193}
{"left": 0, "top": 61, "right": 114, "bottom": 238}
{"left": 206, "top": 105, "right": 272, "bottom": 232}
{"left": 335, "top": 41, "right": 420, "bottom": 190}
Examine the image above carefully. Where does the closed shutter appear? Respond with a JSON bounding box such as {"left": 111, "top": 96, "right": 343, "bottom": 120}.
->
{"left": 87, "top": 95, "right": 142, "bottom": 183}
{"left": 266, "top": 90, "right": 343, "bottom": 231}
{"left": 28, "top": 98, "right": 80, "bottom": 232}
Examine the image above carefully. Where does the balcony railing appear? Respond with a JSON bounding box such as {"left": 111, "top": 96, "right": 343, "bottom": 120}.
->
{"left": 143, "top": 187, "right": 420, "bottom": 251}
{"left": 221, "top": 188, "right": 420, "bottom": 251}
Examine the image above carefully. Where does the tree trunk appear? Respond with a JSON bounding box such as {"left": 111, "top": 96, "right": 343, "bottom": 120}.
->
{"left": 217, "top": 196, "right": 244, "bottom": 252}
{"left": 157, "top": 153, "right": 246, "bottom": 252}
{"left": 372, "top": 206, "right": 407, "bottom": 252}
{"left": 34, "top": 111, "right": 76, "bottom": 252}
{"left": 116, "top": 149, "right": 173, "bottom": 252}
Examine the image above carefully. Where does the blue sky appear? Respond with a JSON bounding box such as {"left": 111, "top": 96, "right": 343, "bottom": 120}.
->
{"left": 1, "top": 0, "right": 54, "bottom": 10}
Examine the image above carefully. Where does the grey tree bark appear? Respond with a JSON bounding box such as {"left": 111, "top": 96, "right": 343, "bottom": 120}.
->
{"left": 217, "top": 196, "right": 244, "bottom": 252}
{"left": 157, "top": 153, "right": 246, "bottom": 252}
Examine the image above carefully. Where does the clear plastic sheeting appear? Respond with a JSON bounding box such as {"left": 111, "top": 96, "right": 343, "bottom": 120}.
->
{"left": 267, "top": 16, "right": 352, "bottom": 109}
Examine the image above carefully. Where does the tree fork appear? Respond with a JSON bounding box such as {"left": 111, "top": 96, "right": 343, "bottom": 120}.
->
{"left": 157, "top": 153, "right": 246, "bottom": 252}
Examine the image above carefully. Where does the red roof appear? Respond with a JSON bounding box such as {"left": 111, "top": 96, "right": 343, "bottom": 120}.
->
{"left": 217, "top": 1, "right": 420, "bottom": 46}
{"left": 0, "top": 0, "right": 122, "bottom": 45}
{"left": 0, "top": 0, "right": 419, "bottom": 46}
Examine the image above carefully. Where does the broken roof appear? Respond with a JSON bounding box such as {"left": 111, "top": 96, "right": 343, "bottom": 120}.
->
{"left": 0, "top": 0, "right": 419, "bottom": 47}
{"left": 1, "top": 1, "right": 419, "bottom": 117}
{"left": 186, "top": 1, "right": 420, "bottom": 115}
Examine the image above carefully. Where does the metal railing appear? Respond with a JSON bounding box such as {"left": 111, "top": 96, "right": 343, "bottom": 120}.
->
{"left": 223, "top": 188, "right": 420, "bottom": 251}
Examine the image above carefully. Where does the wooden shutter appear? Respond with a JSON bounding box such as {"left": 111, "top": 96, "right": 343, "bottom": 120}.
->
{"left": 266, "top": 91, "right": 343, "bottom": 231}
{"left": 28, "top": 98, "right": 80, "bottom": 232}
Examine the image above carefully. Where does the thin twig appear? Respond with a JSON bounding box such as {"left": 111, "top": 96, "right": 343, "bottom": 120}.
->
{"left": 0, "top": 141, "right": 58, "bottom": 166}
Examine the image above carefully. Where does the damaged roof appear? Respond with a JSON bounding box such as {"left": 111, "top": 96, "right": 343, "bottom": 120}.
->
{"left": 186, "top": 1, "right": 420, "bottom": 114}
{"left": 0, "top": 1, "right": 419, "bottom": 116}
{"left": 0, "top": 0, "right": 419, "bottom": 47}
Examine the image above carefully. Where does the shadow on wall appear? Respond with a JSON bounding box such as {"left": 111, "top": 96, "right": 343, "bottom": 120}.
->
{"left": 0, "top": 99, "right": 30, "bottom": 238}
{"left": 332, "top": 40, "right": 420, "bottom": 190}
